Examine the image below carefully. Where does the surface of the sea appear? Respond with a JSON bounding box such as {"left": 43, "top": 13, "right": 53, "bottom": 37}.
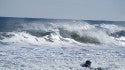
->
{"left": 0, "top": 17, "right": 125, "bottom": 70}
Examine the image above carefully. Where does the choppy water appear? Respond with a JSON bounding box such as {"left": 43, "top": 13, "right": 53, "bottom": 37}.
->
{"left": 0, "top": 17, "right": 125, "bottom": 70}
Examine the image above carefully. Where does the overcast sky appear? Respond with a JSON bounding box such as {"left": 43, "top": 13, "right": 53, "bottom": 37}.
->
{"left": 0, "top": 0, "right": 125, "bottom": 21}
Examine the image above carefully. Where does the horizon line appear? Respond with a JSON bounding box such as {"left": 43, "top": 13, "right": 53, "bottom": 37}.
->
{"left": 0, "top": 16, "right": 125, "bottom": 22}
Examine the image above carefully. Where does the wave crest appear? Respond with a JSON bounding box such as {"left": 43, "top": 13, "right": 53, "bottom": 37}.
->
{"left": 0, "top": 17, "right": 125, "bottom": 46}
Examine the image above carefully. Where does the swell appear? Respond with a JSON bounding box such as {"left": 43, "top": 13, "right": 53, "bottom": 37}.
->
{"left": 59, "top": 28, "right": 101, "bottom": 44}
{"left": 0, "top": 17, "right": 125, "bottom": 46}
{"left": 0, "top": 27, "right": 125, "bottom": 45}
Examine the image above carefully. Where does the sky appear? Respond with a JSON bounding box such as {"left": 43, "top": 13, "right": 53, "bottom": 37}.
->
{"left": 0, "top": 0, "right": 125, "bottom": 21}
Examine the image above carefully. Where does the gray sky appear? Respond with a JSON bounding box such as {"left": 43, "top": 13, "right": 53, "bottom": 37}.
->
{"left": 0, "top": 0, "right": 125, "bottom": 21}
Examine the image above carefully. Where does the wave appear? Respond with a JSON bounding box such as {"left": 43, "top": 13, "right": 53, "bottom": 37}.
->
{"left": 0, "top": 17, "right": 125, "bottom": 46}
{"left": 110, "top": 30, "right": 125, "bottom": 37}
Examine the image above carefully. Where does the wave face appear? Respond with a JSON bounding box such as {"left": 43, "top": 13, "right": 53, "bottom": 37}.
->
{"left": 0, "top": 17, "right": 125, "bottom": 46}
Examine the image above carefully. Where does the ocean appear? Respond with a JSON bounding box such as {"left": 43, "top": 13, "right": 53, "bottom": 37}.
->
{"left": 0, "top": 17, "right": 125, "bottom": 70}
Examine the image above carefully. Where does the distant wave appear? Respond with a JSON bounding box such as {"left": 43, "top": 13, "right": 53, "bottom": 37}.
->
{"left": 0, "top": 17, "right": 125, "bottom": 46}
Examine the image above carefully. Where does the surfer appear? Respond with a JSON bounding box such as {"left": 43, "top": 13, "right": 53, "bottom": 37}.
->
{"left": 81, "top": 60, "right": 103, "bottom": 70}
{"left": 81, "top": 60, "right": 91, "bottom": 68}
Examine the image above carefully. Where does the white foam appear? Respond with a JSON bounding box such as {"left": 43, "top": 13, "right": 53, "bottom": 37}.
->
{"left": 1, "top": 22, "right": 125, "bottom": 46}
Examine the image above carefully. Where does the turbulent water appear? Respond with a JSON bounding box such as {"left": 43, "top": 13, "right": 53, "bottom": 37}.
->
{"left": 0, "top": 17, "right": 125, "bottom": 46}
{"left": 0, "top": 17, "right": 125, "bottom": 70}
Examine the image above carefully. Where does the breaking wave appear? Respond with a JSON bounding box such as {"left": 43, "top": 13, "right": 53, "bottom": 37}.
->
{"left": 0, "top": 17, "right": 125, "bottom": 46}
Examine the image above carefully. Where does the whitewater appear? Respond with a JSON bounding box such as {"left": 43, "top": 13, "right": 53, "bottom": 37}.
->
{"left": 0, "top": 17, "right": 125, "bottom": 70}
